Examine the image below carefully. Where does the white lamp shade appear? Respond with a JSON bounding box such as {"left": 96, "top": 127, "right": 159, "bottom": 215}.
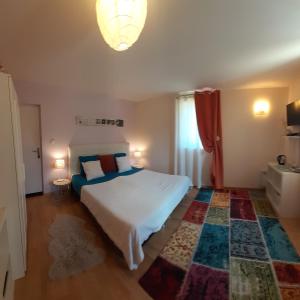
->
{"left": 134, "top": 151, "right": 142, "bottom": 158}
{"left": 55, "top": 159, "right": 65, "bottom": 169}
{"left": 96, "top": 0, "right": 147, "bottom": 51}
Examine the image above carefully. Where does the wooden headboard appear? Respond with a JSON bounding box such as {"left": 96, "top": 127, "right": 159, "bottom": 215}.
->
{"left": 68, "top": 142, "right": 130, "bottom": 176}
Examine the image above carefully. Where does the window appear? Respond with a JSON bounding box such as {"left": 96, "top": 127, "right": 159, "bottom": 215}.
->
{"left": 176, "top": 94, "right": 202, "bottom": 150}
{"left": 174, "top": 93, "right": 208, "bottom": 188}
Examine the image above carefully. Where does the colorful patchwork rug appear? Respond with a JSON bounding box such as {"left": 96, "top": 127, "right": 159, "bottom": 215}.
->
{"left": 139, "top": 188, "right": 300, "bottom": 300}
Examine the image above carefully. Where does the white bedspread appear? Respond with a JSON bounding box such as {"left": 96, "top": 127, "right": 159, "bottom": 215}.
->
{"left": 81, "top": 170, "right": 191, "bottom": 270}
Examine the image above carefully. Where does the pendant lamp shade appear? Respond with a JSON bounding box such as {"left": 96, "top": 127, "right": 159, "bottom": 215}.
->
{"left": 96, "top": 0, "right": 147, "bottom": 51}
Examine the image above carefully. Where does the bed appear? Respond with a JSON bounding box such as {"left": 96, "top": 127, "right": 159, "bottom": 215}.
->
{"left": 69, "top": 143, "right": 191, "bottom": 270}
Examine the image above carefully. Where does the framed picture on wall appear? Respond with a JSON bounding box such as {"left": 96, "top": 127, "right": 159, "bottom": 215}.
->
{"left": 116, "top": 119, "right": 124, "bottom": 127}
{"left": 75, "top": 116, "right": 124, "bottom": 127}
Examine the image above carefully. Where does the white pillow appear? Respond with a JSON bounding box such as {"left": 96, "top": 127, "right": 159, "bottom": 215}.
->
{"left": 116, "top": 156, "right": 132, "bottom": 173}
{"left": 82, "top": 160, "right": 104, "bottom": 181}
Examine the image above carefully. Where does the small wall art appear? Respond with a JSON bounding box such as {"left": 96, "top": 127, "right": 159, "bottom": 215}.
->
{"left": 75, "top": 116, "right": 124, "bottom": 127}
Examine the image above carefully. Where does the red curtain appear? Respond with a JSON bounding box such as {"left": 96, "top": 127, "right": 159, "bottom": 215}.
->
{"left": 194, "top": 90, "right": 224, "bottom": 189}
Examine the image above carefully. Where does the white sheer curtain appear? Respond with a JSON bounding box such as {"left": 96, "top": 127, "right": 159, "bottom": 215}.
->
{"left": 174, "top": 94, "right": 212, "bottom": 187}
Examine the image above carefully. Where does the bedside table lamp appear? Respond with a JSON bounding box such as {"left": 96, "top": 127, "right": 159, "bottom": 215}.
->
{"left": 133, "top": 151, "right": 143, "bottom": 168}
{"left": 54, "top": 159, "right": 65, "bottom": 182}
{"left": 55, "top": 159, "right": 65, "bottom": 169}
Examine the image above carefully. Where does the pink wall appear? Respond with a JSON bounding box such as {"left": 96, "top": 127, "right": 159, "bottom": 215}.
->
{"left": 16, "top": 81, "right": 137, "bottom": 193}
{"left": 135, "top": 94, "right": 175, "bottom": 173}
{"left": 16, "top": 79, "right": 291, "bottom": 192}
{"left": 222, "top": 87, "right": 288, "bottom": 188}
{"left": 134, "top": 87, "right": 289, "bottom": 188}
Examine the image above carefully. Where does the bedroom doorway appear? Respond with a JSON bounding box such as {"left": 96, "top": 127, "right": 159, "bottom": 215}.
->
{"left": 20, "top": 104, "right": 43, "bottom": 196}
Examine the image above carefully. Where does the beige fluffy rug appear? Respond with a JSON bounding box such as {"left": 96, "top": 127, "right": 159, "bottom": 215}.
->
{"left": 48, "top": 214, "right": 105, "bottom": 280}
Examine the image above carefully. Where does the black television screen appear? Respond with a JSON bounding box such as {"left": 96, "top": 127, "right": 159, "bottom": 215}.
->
{"left": 287, "top": 100, "right": 300, "bottom": 126}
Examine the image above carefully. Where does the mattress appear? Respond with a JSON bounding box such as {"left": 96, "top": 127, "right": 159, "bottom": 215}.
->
{"left": 81, "top": 169, "right": 191, "bottom": 270}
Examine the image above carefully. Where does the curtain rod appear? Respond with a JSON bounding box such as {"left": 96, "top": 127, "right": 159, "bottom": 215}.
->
{"left": 176, "top": 88, "right": 217, "bottom": 99}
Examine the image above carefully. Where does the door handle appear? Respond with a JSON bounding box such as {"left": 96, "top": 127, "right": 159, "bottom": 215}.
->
{"left": 32, "top": 147, "right": 41, "bottom": 159}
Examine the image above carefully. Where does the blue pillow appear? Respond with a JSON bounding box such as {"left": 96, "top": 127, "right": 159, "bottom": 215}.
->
{"left": 79, "top": 155, "right": 98, "bottom": 176}
{"left": 114, "top": 152, "right": 127, "bottom": 158}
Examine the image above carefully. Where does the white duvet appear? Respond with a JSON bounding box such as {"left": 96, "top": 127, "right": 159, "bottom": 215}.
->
{"left": 81, "top": 170, "right": 191, "bottom": 270}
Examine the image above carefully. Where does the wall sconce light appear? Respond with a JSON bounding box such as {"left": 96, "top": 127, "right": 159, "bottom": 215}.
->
{"left": 54, "top": 159, "right": 65, "bottom": 169}
{"left": 253, "top": 100, "right": 270, "bottom": 116}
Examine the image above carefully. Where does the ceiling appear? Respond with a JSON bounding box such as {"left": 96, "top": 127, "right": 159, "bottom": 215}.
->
{"left": 1, "top": 0, "right": 300, "bottom": 101}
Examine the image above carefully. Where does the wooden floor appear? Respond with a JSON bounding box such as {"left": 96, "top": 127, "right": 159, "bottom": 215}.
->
{"left": 15, "top": 190, "right": 300, "bottom": 300}
{"left": 15, "top": 190, "right": 195, "bottom": 300}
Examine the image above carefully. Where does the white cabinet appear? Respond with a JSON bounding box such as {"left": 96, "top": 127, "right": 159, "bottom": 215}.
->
{"left": 0, "top": 71, "right": 27, "bottom": 282}
{"left": 0, "top": 208, "right": 14, "bottom": 300}
{"left": 266, "top": 162, "right": 300, "bottom": 217}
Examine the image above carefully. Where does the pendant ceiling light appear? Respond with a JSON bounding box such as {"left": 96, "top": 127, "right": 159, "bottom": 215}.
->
{"left": 96, "top": 0, "right": 147, "bottom": 51}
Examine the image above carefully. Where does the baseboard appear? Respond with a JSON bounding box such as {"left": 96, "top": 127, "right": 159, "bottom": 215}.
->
{"left": 25, "top": 192, "right": 43, "bottom": 198}
{"left": 192, "top": 186, "right": 265, "bottom": 190}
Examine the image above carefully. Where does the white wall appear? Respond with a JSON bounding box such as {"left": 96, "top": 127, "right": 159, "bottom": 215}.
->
{"left": 135, "top": 87, "right": 289, "bottom": 188}
{"left": 134, "top": 94, "right": 175, "bottom": 173}
{"left": 289, "top": 78, "right": 300, "bottom": 102}
{"left": 222, "top": 87, "right": 288, "bottom": 188}
{"left": 16, "top": 81, "right": 137, "bottom": 193}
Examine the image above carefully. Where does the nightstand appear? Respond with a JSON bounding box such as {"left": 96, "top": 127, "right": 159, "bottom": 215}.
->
{"left": 53, "top": 179, "right": 71, "bottom": 196}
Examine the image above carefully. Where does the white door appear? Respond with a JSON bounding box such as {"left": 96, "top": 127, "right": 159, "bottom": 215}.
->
{"left": 20, "top": 105, "right": 43, "bottom": 195}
